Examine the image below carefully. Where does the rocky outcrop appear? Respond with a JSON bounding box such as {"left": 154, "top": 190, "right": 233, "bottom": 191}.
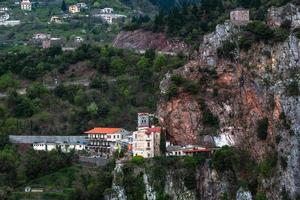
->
{"left": 197, "top": 162, "right": 231, "bottom": 200}
{"left": 113, "top": 29, "right": 189, "bottom": 54}
{"left": 267, "top": 3, "right": 300, "bottom": 28}
{"left": 158, "top": 4, "right": 300, "bottom": 199}
{"left": 236, "top": 187, "right": 253, "bottom": 200}
{"left": 165, "top": 171, "right": 196, "bottom": 200}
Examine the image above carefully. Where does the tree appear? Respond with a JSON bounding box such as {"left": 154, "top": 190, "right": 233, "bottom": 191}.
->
{"left": 212, "top": 146, "right": 236, "bottom": 172}
{"left": 61, "top": 0, "right": 67, "bottom": 12}
{"left": 137, "top": 56, "right": 151, "bottom": 70}
{"left": 87, "top": 102, "right": 98, "bottom": 116}
{"left": 27, "top": 83, "right": 48, "bottom": 99}
{"left": 153, "top": 54, "right": 167, "bottom": 72}
{"left": 0, "top": 73, "right": 19, "bottom": 91}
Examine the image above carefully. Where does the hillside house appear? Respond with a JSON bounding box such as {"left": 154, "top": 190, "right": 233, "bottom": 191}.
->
{"left": 132, "top": 113, "right": 161, "bottom": 158}
{"left": 9, "top": 135, "right": 86, "bottom": 152}
{"left": 0, "top": 13, "right": 9, "bottom": 22}
{"left": 99, "top": 13, "right": 126, "bottom": 24}
{"left": 0, "top": 7, "right": 8, "bottom": 13}
{"left": 100, "top": 7, "right": 113, "bottom": 14}
{"left": 166, "top": 145, "right": 211, "bottom": 157}
{"left": 76, "top": 3, "right": 87, "bottom": 9}
{"left": 50, "top": 16, "right": 61, "bottom": 24}
{"left": 230, "top": 8, "right": 250, "bottom": 25}
{"left": 0, "top": 13, "right": 20, "bottom": 26}
{"left": 69, "top": 4, "right": 80, "bottom": 14}
{"left": 33, "top": 142, "right": 86, "bottom": 152}
{"left": 42, "top": 37, "right": 61, "bottom": 48}
{"left": 84, "top": 127, "right": 129, "bottom": 156}
{"left": 20, "top": 0, "right": 32, "bottom": 11}
{"left": 33, "top": 33, "right": 50, "bottom": 41}
{"left": 74, "top": 36, "right": 83, "bottom": 43}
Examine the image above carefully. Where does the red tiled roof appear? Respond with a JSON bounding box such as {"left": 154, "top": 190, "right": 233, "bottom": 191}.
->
{"left": 183, "top": 148, "right": 211, "bottom": 153}
{"left": 84, "top": 127, "right": 121, "bottom": 134}
{"left": 138, "top": 113, "right": 149, "bottom": 115}
{"left": 145, "top": 127, "right": 161, "bottom": 134}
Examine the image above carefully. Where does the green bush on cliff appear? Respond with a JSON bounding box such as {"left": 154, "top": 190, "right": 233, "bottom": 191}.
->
{"left": 294, "top": 28, "right": 300, "bottom": 39}
{"left": 245, "top": 21, "right": 274, "bottom": 41}
{"left": 273, "top": 28, "right": 289, "bottom": 42}
{"left": 211, "top": 146, "right": 236, "bottom": 172}
{"left": 217, "top": 40, "right": 236, "bottom": 60}
{"left": 286, "top": 80, "right": 299, "bottom": 96}
{"left": 257, "top": 118, "right": 269, "bottom": 140}
{"left": 258, "top": 155, "right": 277, "bottom": 177}
{"left": 255, "top": 192, "right": 268, "bottom": 200}
{"left": 132, "top": 155, "right": 145, "bottom": 165}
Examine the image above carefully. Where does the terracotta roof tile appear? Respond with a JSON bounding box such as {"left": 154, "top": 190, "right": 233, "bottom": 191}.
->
{"left": 84, "top": 127, "right": 121, "bottom": 134}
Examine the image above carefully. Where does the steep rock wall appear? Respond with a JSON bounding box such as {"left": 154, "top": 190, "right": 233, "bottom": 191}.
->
{"left": 158, "top": 4, "right": 300, "bottom": 199}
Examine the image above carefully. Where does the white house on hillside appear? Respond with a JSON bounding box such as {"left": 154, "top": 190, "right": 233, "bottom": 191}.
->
{"left": 20, "top": 0, "right": 32, "bottom": 11}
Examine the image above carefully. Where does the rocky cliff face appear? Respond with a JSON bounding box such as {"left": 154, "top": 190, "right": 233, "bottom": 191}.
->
{"left": 158, "top": 4, "right": 300, "bottom": 199}
{"left": 113, "top": 29, "right": 189, "bottom": 54}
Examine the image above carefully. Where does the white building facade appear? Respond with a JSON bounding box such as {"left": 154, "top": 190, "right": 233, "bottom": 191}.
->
{"left": 20, "top": 0, "right": 32, "bottom": 11}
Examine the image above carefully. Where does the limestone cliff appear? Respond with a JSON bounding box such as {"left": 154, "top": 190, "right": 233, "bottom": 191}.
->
{"left": 158, "top": 3, "right": 300, "bottom": 199}
{"left": 113, "top": 29, "right": 189, "bottom": 54}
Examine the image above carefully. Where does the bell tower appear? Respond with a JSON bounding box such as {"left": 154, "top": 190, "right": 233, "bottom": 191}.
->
{"left": 137, "top": 113, "right": 150, "bottom": 129}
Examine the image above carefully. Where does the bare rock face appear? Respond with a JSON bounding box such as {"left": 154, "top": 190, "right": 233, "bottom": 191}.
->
{"left": 236, "top": 187, "right": 253, "bottom": 200}
{"left": 113, "top": 29, "right": 189, "bottom": 54}
{"left": 267, "top": 3, "right": 300, "bottom": 28}
{"left": 158, "top": 4, "right": 300, "bottom": 199}
{"left": 197, "top": 162, "right": 231, "bottom": 200}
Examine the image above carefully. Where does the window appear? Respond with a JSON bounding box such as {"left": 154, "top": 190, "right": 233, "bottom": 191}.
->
{"left": 135, "top": 134, "right": 137, "bottom": 139}
{"left": 113, "top": 135, "right": 115, "bottom": 139}
{"left": 147, "top": 142, "right": 150, "bottom": 148}
{"left": 107, "top": 135, "right": 111, "bottom": 139}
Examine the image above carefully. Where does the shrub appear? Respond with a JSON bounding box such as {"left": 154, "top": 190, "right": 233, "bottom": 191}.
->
{"left": 27, "top": 83, "right": 49, "bottom": 99}
{"left": 166, "top": 84, "right": 178, "bottom": 99}
{"left": 246, "top": 21, "right": 274, "bottom": 41}
{"left": 132, "top": 155, "right": 144, "bottom": 165}
{"left": 280, "top": 156, "right": 288, "bottom": 170}
{"left": 217, "top": 40, "right": 236, "bottom": 60}
{"left": 280, "top": 20, "right": 292, "bottom": 30}
{"left": 258, "top": 155, "right": 277, "bottom": 177}
{"left": 255, "top": 192, "right": 268, "bottom": 200}
{"left": 294, "top": 28, "right": 300, "bottom": 39}
{"left": 286, "top": 81, "right": 299, "bottom": 96}
{"left": 183, "top": 170, "right": 196, "bottom": 190}
{"left": 183, "top": 81, "right": 198, "bottom": 95}
{"left": 0, "top": 73, "right": 19, "bottom": 91}
{"left": 273, "top": 28, "right": 289, "bottom": 42}
{"left": 171, "top": 75, "right": 186, "bottom": 86}
{"left": 257, "top": 118, "right": 269, "bottom": 140}
{"left": 239, "top": 31, "right": 256, "bottom": 50}
{"left": 211, "top": 146, "right": 236, "bottom": 172}
{"left": 203, "top": 109, "right": 219, "bottom": 127}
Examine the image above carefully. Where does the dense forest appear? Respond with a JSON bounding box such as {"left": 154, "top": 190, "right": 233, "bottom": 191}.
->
{"left": 0, "top": 45, "right": 186, "bottom": 137}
